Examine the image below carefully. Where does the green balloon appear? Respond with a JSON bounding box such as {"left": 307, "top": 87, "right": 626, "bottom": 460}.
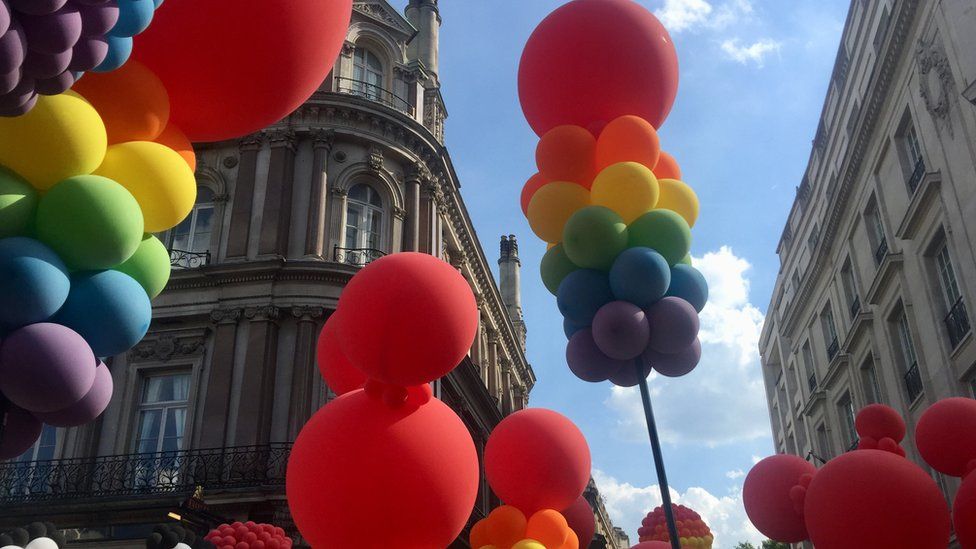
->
{"left": 680, "top": 254, "right": 693, "bottom": 266}
{"left": 116, "top": 234, "right": 172, "bottom": 298}
{"left": 628, "top": 209, "right": 692, "bottom": 266}
{"left": 563, "top": 206, "right": 628, "bottom": 270}
{"left": 540, "top": 243, "right": 579, "bottom": 295}
{"left": 0, "top": 167, "right": 38, "bottom": 238}
{"left": 36, "top": 175, "right": 145, "bottom": 271}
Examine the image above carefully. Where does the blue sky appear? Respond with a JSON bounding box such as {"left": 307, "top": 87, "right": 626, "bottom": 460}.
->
{"left": 390, "top": 0, "right": 850, "bottom": 545}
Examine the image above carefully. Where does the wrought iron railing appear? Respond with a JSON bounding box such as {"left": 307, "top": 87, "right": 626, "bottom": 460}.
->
{"left": 874, "top": 237, "right": 888, "bottom": 265}
{"left": 334, "top": 77, "right": 414, "bottom": 116}
{"left": 808, "top": 372, "right": 818, "bottom": 393}
{"left": 333, "top": 245, "right": 386, "bottom": 267}
{"left": 850, "top": 296, "right": 861, "bottom": 319}
{"left": 904, "top": 362, "right": 923, "bottom": 403}
{"left": 0, "top": 444, "right": 290, "bottom": 505}
{"left": 170, "top": 249, "right": 211, "bottom": 269}
{"left": 826, "top": 337, "right": 839, "bottom": 361}
{"left": 945, "top": 297, "right": 971, "bottom": 349}
{"left": 907, "top": 156, "right": 926, "bottom": 194}
{"left": 847, "top": 438, "right": 860, "bottom": 452}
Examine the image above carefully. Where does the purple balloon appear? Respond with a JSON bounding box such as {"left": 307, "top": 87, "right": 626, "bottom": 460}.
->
{"left": 74, "top": 0, "right": 113, "bottom": 5}
{"left": 18, "top": 5, "right": 82, "bottom": 55}
{"left": 0, "top": 403, "right": 42, "bottom": 459}
{"left": 0, "top": 88, "right": 34, "bottom": 115}
{"left": 566, "top": 328, "right": 627, "bottom": 383}
{"left": 647, "top": 338, "right": 702, "bottom": 378}
{"left": 9, "top": 0, "right": 68, "bottom": 16}
{"left": 35, "top": 361, "right": 113, "bottom": 427}
{"left": 0, "top": 323, "right": 97, "bottom": 413}
{"left": 77, "top": 1, "right": 118, "bottom": 36}
{"left": 0, "top": 75, "right": 34, "bottom": 112}
{"left": 68, "top": 34, "right": 106, "bottom": 71}
{"left": 0, "top": 65, "right": 20, "bottom": 94}
{"left": 1, "top": 0, "right": 10, "bottom": 36}
{"left": 608, "top": 358, "right": 653, "bottom": 388}
{"left": 34, "top": 68, "right": 72, "bottom": 94}
{"left": 592, "top": 300, "right": 650, "bottom": 360}
{"left": 0, "top": 20, "right": 26, "bottom": 73}
{"left": 646, "top": 296, "right": 700, "bottom": 354}
{"left": 22, "top": 46, "right": 71, "bottom": 78}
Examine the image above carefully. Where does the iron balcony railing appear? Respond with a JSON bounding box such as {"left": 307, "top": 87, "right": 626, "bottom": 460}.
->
{"left": 874, "top": 237, "right": 888, "bottom": 265}
{"left": 808, "top": 372, "right": 818, "bottom": 393}
{"left": 333, "top": 245, "right": 386, "bottom": 267}
{"left": 907, "top": 156, "right": 926, "bottom": 194}
{"left": 850, "top": 296, "right": 861, "bottom": 319}
{"left": 904, "top": 362, "right": 923, "bottom": 403}
{"left": 945, "top": 297, "right": 971, "bottom": 349}
{"left": 847, "top": 438, "right": 860, "bottom": 452}
{"left": 170, "top": 249, "right": 211, "bottom": 269}
{"left": 826, "top": 337, "right": 839, "bottom": 361}
{"left": 0, "top": 444, "right": 290, "bottom": 505}
{"left": 334, "top": 77, "right": 414, "bottom": 116}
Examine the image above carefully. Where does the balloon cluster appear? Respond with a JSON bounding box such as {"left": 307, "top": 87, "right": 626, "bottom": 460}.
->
{"left": 0, "top": 0, "right": 163, "bottom": 117}
{"left": 471, "top": 507, "right": 578, "bottom": 549}
{"left": 203, "top": 522, "right": 290, "bottom": 549}
{"left": 0, "top": 522, "right": 65, "bottom": 549}
{"left": 637, "top": 504, "right": 712, "bottom": 548}
{"left": 146, "top": 523, "right": 214, "bottom": 549}
{"left": 288, "top": 253, "right": 481, "bottom": 548}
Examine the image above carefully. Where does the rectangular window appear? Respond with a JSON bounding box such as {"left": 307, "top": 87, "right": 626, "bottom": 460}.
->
{"left": 901, "top": 120, "right": 926, "bottom": 193}
{"left": 866, "top": 205, "right": 888, "bottom": 264}
{"left": 904, "top": 125, "right": 923, "bottom": 168}
{"left": 847, "top": 100, "right": 860, "bottom": 137}
{"left": 136, "top": 373, "right": 190, "bottom": 454}
{"left": 874, "top": 5, "right": 891, "bottom": 51}
{"left": 936, "top": 243, "right": 971, "bottom": 348}
{"left": 16, "top": 425, "right": 58, "bottom": 463}
{"left": 822, "top": 305, "right": 839, "bottom": 360}
{"left": 842, "top": 261, "right": 861, "bottom": 318}
{"left": 803, "top": 343, "right": 817, "bottom": 392}
{"left": 817, "top": 423, "right": 832, "bottom": 460}
{"left": 839, "top": 393, "right": 858, "bottom": 450}
{"left": 792, "top": 270, "right": 801, "bottom": 292}
{"left": 895, "top": 309, "right": 923, "bottom": 402}
{"left": 808, "top": 224, "right": 820, "bottom": 252}
{"left": 861, "top": 358, "right": 882, "bottom": 404}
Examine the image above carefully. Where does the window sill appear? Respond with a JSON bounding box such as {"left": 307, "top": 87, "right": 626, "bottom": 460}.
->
{"left": 866, "top": 252, "right": 904, "bottom": 306}
{"left": 822, "top": 351, "right": 850, "bottom": 389}
{"left": 895, "top": 170, "right": 941, "bottom": 240}
{"left": 802, "top": 389, "right": 827, "bottom": 417}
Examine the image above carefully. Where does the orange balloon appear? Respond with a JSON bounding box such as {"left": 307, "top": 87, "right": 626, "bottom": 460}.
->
{"left": 73, "top": 60, "right": 171, "bottom": 144}
{"left": 488, "top": 506, "right": 528, "bottom": 548}
{"left": 654, "top": 151, "right": 682, "bottom": 180}
{"left": 471, "top": 518, "right": 492, "bottom": 549}
{"left": 595, "top": 115, "right": 661, "bottom": 172}
{"left": 559, "top": 529, "right": 580, "bottom": 549}
{"left": 521, "top": 173, "right": 548, "bottom": 217}
{"left": 536, "top": 125, "right": 597, "bottom": 188}
{"left": 155, "top": 123, "right": 197, "bottom": 172}
{"left": 526, "top": 510, "right": 570, "bottom": 548}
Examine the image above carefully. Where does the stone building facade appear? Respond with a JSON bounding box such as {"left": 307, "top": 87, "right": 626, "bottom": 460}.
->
{"left": 758, "top": 0, "right": 976, "bottom": 546}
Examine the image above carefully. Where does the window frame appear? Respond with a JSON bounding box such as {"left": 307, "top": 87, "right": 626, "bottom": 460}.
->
{"left": 134, "top": 372, "right": 192, "bottom": 455}
{"left": 344, "top": 183, "right": 386, "bottom": 252}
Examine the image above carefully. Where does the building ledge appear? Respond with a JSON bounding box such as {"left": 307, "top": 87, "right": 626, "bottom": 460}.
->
{"left": 802, "top": 389, "right": 827, "bottom": 417}
{"left": 843, "top": 310, "right": 874, "bottom": 351}
{"left": 866, "top": 252, "right": 904, "bottom": 306}
{"left": 951, "top": 330, "right": 976, "bottom": 381}
{"left": 822, "top": 352, "right": 851, "bottom": 389}
{"left": 895, "top": 171, "right": 942, "bottom": 240}
{"left": 964, "top": 81, "right": 976, "bottom": 105}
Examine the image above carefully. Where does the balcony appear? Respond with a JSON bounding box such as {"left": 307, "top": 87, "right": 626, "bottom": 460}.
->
{"left": 0, "top": 444, "right": 290, "bottom": 505}
{"left": 170, "top": 249, "right": 211, "bottom": 269}
{"left": 904, "top": 362, "right": 923, "bottom": 403}
{"left": 333, "top": 245, "right": 386, "bottom": 267}
{"left": 849, "top": 296, "right": 861, "bottom": 319}
{"left": 874, "top": 237, "right": 888, "bottom": 265}
{"left": 907, "top": 156, "right": 926, "bottom": 195}
{"left": 945, "top": 298, "right": 971, "bottom": 349}
{"left": 334, "top": 77, "right": 414, "bottom": 117}
{"left": 826, "top": 337, "right": 839, "bottom": 361}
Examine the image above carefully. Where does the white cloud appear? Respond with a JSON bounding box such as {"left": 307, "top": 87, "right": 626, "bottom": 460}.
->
{"left": 604, "top": 246, "right": 770, "bottom": 447}
{"left": 593, "top": 469, "right": 764, "bottom": 548}
{"left": 720, "top": 38, "right": 783, "bottom": 67}
{"left": 654, "top": 0, "right": 754, "bottom": 33}
{"left": 725, "top": 469, "right": 745, "bottom": 480}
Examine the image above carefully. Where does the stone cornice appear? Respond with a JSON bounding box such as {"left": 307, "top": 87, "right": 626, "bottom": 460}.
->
{"left": 167, "top": 259, "right": 357, "bottom": 291}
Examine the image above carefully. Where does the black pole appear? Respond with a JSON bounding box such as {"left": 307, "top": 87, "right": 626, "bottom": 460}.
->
{"left": 635, "top": 359, "right": 681, "bottom": 549}
{"left": 0, "top": 392, "right": 8, "bottom": 452}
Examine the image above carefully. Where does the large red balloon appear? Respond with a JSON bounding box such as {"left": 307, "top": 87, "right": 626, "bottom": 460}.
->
{"left": 743, "top": 454, "right": 816, "bottom": 543}
{"left": 287, "top": 389, "right": 479, "bottom": 548}
{"left": 804, "top": 450, "right": 951, "bottom": 549}
{"left": 518, "top": 0, "right": 679, "bottom": 136}
{"left": 561, "top": 496, "right": 596, "bottom": 547}
{"left": 631, "top": 543, "right": 670, "bottom": 549}
{"left": 337, "top": 252, "right": 479, "bottom": 387}
{"left": 133, "top": 0, "right": 353, "bottom": 142}
{"left": 954, "top": 474, "right": 976, "bottom": 549}
{"left": 485, "top": 408, "right": 591, "bottom": 515}
{"left": 915, "top": 397, "right": 976, "bottom": 478}
{"left": 315, "top": 313, "right": 366, "bottom": 396}
{"left": 855, "top": 403, "right": 906, "bottom": 442}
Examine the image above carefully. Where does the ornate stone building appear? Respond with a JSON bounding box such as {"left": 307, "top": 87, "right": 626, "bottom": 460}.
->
{"left": 759, "top": 0, "right": 976, "bottom": 547}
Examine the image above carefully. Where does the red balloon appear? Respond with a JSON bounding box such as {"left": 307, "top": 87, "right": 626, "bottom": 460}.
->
{"left": 561, "top": 496, "right": 596, "bottom": 547}
{"left": 954, "top": 473, "right": 976, "bottom": 549}
{"left": 337, "top": 252, "right": 479, "bottom": 387}
{"left": 743, "top": 454, "right": 816, "bottom": 543}
{"left": 521, "top": 173, "right": 549, "bottom": 216}
{"left": 916, "top": 397, "right": 976, "bottom": 477}
{"left": 315, "top": 313, "right": 367, "bottom": 396}
{"left": 804, "top": 450, "right": 951, "bottom": 549}
{"left": 485, "top": 408, "right": 591, "bottom": 515}
{"left": 287, "top": 389, "right": 479, "bottom": 548}
{"left": 133, "top": 0, "right": 353, "bottom": 142}
{"left": 631, "top": 543, "right": 670, "bottom": 549}
{"left": 652, "top": 151, "right": 682, "bottom": 181}
{"left": 518, "top": 0, "right": 679, "bottom": 136}
{"left": 855, "top": 403, "right": 906, "bottom": 442}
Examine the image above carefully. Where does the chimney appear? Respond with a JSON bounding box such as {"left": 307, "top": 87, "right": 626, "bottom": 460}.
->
{"left": 405, "top": 0, "right": 440, "bottom": 80}
{"left": 499, "top": 235, "right": 526, "bottom": 349}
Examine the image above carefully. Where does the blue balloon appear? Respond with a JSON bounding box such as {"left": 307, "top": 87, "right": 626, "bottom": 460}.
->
{"left": 110, "top": 0, "right": 155, "bottom": 37}
{"left": 563, "top": 317, "right": 587, "bottom": 339}
{"left": 666, "top": 264, "right": 709, "bottom": 312}
{"left": 93, "top": 35, "right": 132, "bottom": 73}
{"left": 54, "top": 270, "right": 151, "bottom": 358}
{"left": 609, "top": 247, "right": 671, "bottom": 309}
{"left": 0, "top": 237, "right": 70, "bottom": 328}
{"left": 153, "top": 0, "right": 164, "bottom": 7}
{"left": 557, "top": 269, "right": 615, "bottom": 326}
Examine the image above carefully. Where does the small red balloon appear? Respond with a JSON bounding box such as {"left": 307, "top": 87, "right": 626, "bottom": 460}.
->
{"left": 521, "top": 173, "right": 549, "bottom": 217}
{"left": 855, "top": 403, "right": 906, "bottom": 442}
{"left": 954, "top": 473, "right": 976, "bottom": 548}
{"left": 631, "top": 542, "right": 671, "bottom": 549}
{"left": 743, "top": 454, "right": 816, "bottom": 543}
{"left": 315, "top": 313, "right": 367, "bottom": 396}
{"left": 916, "top": 397, "right": 976, "bottom": 477}
{"left": 653, "top": 151, "right": 682, "bottom": 181}
{"left": 561, "top": 496, "right": 596, "bottom": 547}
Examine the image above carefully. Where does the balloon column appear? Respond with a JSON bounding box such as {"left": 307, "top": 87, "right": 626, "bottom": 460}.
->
{"left": 203, "top": 522, "right": 291, "bottom": 549}
{"left": 288, "top": 253, "right": 480, "bottom": 548}
{"left": 146, "top": 524, "right": 215, "bottom": 549}
{"left": 638, "top": 504, "right": 713, "bottom": 549}
{"left": 0, "top": 522, "right": 65, "bottom": 549}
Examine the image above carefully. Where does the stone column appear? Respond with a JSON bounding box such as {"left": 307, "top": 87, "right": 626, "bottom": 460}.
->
{"left": 288, "top": 306, "right": 326, "bottom": 440}
{"left": 326, "top": 187, "right": 348, "bottom": 260}
{"left": 226, "top": 134, "right": 265, "bottom": 258}
{"left": 258, "top": 130, "right": 298, "bottom": 256}
{"left": 200, "top": 308, "right": 242, "bottom": 448}
{"left": 487, "top": 330, "right": 500, "bottom": 399}
{"left": 305, "top": 130, "right": 335, "bottom": 258}
{"left": 501, "top": 361, "right": 514, "bottom": 415}
{"left": 419, "top": 179, "right": 440, "bottom": 255}
{"left": 404, "top": 162, "right": 428, "bottom": 252}
{"left": 235, "top": 306, "right": 280, "bottom": 446}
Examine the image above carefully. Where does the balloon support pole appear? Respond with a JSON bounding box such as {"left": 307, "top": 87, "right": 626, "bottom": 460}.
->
{"left": 636, "top": 359, "right": 682, "bottom": 549}
{"left": 0, "top": 392, "right": 8, "bottom": 447}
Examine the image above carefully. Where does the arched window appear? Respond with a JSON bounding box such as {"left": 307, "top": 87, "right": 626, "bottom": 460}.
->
{"left": 353, "top": 46, "right": 385, "bottom": 100}
{"left": 345, "top": 184, "right": 384, "bottom": 251}
{"left": 167, "top": 187, "right": 215, "bottom": 267}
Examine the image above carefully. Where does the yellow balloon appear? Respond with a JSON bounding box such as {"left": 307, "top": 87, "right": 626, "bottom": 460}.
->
{"left": 590, "top": 161, "right": 660, "bottom": 224}
{"left": 95, "top": 141, "right": 197, "bottom": 232}
{"left": 657, "top": 178, "right": 700, "bottom": 227}
{"left": 526, "top": 181, "right": 590, "bottom": 243}
{"left": 0, "top": 91, "right": 107, "bottom": 190}
{"left": 547, "top": 242, "right": 557, "bottom": 250}
{"left": 512, "top": 540, "right": 547, "bottom": 549}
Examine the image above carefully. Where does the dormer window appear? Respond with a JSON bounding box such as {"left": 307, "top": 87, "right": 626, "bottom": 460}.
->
{"left": 353, "top": 47, "right": 385, "bottom": 100}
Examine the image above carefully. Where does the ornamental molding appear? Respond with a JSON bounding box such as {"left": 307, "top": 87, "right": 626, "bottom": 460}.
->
{"left": 291, "top": 305, "right": 326, "bottom": 321}
{"left": 392, "top": 206, "right": 406, "bottom": 220}
{"left": 268, "top": 129, "right": 298, "bottom": 151}
{"left": 210, "top": 308, "right": 243, "bottom": 324}
{"left": 353, "top": 2, "right": 416, "bottom": 36}
{"left": 916, "top": 34, "right": 955, "bottom": 137}
{"left": 239, "top": 132, "right": 265, "bottom": 152}
{"left": 245, "top": 305, "right": 281, "bottom": 322}
{"left": 130, "top": 333, "right": 208, "bottom": 362}
{"left": 341, "top": 40, "right": 356, "bottom": 57}
{"left": 367, "top": 143, "right": 385, "bottom": 172}
{"left": 311, "top": 129, "right": 337, "bottom": 151}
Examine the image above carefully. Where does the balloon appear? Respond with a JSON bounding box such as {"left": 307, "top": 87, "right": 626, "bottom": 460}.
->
{"left": 154, "top": 122, "right": 195, "bottom": 171}
{"left": 34, "top": 361, "right": 112, "bottom": 428}
{"left": 595, "top": 115, "right": 661, "bottom": 173}
{"left": 487, "top": 506, "right": 527, "bottom": 548}
{"left": 915, "top": 398, "right": 976, "bottom": 477}
{"left": 0, "top": 237, "right": 69, "bottom": 328}
{"left": 628, "top": 209, "right": 692, "bottom": 266}
{"left": 9, "top": 0, "right": 67, "bottom": 15}
{"left": 93, "top": 33, "right": 131, "bottom": 72}
{"left": 541, "top": 243, "right": 579, "bottom": 296}
{"left": 536, "top": 125, "right": 596, "bottom": 186}
{"left": 94, "top": 141, "right": 196, "bottom": 233}
{"left": 954, "top": 473, "right": 976, "bottom": 549}
{"left": 656, "top": 179, "right": 699, "bottom": 228}
{"left": 557, "top": 269, "right": 614, "bottom": 326}
{"left": 561, "top": 496, "right": 596, "bottom": 548}
{"left": 337, "top": 253, "right": 478, "bottom": 387}
{"left": 646, "top": 339, "right": 701, "bottom": 378}
{"left": 804, "top": 450, "right": 951, "bottom": 549}
{"left": 566, "top": 329, "right": 625, "bottom": 383}
{"left": 19, "top": 5, "right": 82, "bottom": 55}
{"left": 591, "top": 301, "right": 650, "bottom": 360}
{"left": 512, "top": 542, "right": 545, "bottom": 549}
{"left": 563, "top": 317, "right": 587, "bottom": 340}
{"left": 0, "top": 404, "right": 42, "bottom": 459}
{"left": 286, "top": 390, "right": 478, "bottom": 548}
{"left": 0, "top": 91, "right": 106, "bottom": 190}
{"left": 485, "top": 408, "right": 591, "bottom": 515}
{"left": 0, "top": 168, "right": 35, "bottom": 238}
{"left": 855, "top": 403, "right": 906, "bottom": 443}
{"left": 743, "top": 454, "right": 816, "bottom": 543}
{"left": 558, "top": 530, "right": 579, "bottom": 549}
{"left": 69, "top": 36, "right": 109, "bottom": 72}
{"left": 35, "top": 174, "right": 144, "bottom": 270}
{"left": 315, "top": 314, "right": 366, "bottom": 396}
{"left": 54, "top": 270, "right": 151, "bottom": 357}
{"left": 78, "top": 2, "right": 119, "bottom": 36}
{"left": 22, "top": 48, "right": 71, "bottom": 79}
{"left": 653, "top": 152, "right": 682, "bottom": 180}
{"left": 665, "top": 264, "right": 708, "bottom": 312}
{"left": 526, "top": 510, "right": 570, "bottom": 548}
{"left": 134, "top": 0, "right": 353, "bottom": 142}
{"left": 34, "top": 69, "right": 74, "bottom": 95}
{"left": 521, "top": 173, "right": 548, "bottom": 217}
{"left": 518, "top": 0, "right": 678, "bottom": 136}
{"left": 632, "top": 543, "right": 671, "bottom": 549}
{"left": 526, "top": 181, "right": 590, "bottom": 243}
{"left": 0, "top": 323, "right": 96, "bottom": 413}
{"left": 24, "top": 537, "right": 57, "bottom": 549}
{"left": 0, "top": 19, "right": 26, "bottom": 75}
{"left": 73, "top": 59, "right": 169, "bottom": 143}
{"left": 470, "top": 519, "right": 491, "bottom": 549}
{"left": 590, "top": 162, "right": 660, "bottom": 224}
{"left": 646, "top": 297, "right": 699, "bottom": 354}
{"left": 609, "top": 247, "right": 671, "bottom": 309}
{"left": 0, "top": 80, "right": 36, "bottom": 118}
{"left": 110, "top": 0, "right": 154, "bottom": 37}
{"left": 562, "top": 206, "right": 628, "bottom": 270}
{"left": 607, "top": 357, "right": 653, "bottom": 388}
{"left": 115, "top": 233, "right": 171, "bottom": 298}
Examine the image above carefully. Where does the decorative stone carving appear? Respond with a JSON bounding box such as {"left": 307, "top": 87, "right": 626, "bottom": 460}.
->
{"left": 330, "top": 186, "right": 348, "bottom": 197}
{"left": 312, "top": 129, "right": 336, "bottom": 151}
{"left": 268, "top": 129, "right": 298, "bottom": 151}
{"left": 222, "top": 156, "right": 239, "bottom": 169}
{"left": 210, "top": 308, "right": 243, "bottom": 324}
{"left": 407, "top": 160, "right": 432, "bottom": 184}
{"left": 392, "top": 206, "right": 406, "bottom": 220}
{"left": 130, "top": 334, "right": 207, "bottom": 362}
{"left": 291, "top": 305, "right": 326, "bottom": 321}
{"left": 367, "top": 144, "right": 385, "bottom": 172}
{"left": 341, "top": 41, "right": 356, "bottom": 57}
{"left": 244, "top": 305, "right": 281, "bottom": 322}
{"left": 239, "top": 132, "right": 265, "bottom": 151}
{"left": 916, "top": 34, "right": 955, "bottom": 137}
{"left": 333, "top": 150, "right": 348, "bottom": 163}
